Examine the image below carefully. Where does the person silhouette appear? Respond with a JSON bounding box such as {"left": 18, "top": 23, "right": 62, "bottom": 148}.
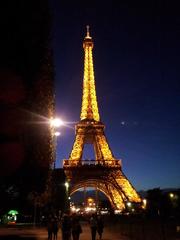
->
{"left": 97, "top": 215, "right": 104, "bottom": 240}
{"left": 61, "top": 213, "right": 72, "bottom": 240}
{"left": 89, "top": 214, "right": 97, "bottom": 240}
{"left": 71, "top": 216, "right": 82, "bottom": 240}
{"left": 52, "top": 217, "right": 59, "bottom": 240}
{"left": 47, "top": 217, "right": 53, "bottom": 240}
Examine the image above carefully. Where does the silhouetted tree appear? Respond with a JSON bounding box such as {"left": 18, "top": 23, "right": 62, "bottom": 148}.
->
{"left": 0, "top": 0, "right": 54, "bottom": 216}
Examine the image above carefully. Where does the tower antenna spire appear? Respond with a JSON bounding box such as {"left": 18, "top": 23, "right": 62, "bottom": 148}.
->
{"left": 86, "top": 25, "right": 91, "bottom": 38}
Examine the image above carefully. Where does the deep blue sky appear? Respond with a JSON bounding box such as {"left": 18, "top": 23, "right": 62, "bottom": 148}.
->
{"left": 50, "top": 0, "right": 180, "bottom": 190}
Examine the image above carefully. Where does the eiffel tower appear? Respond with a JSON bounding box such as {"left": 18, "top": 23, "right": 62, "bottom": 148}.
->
{"left": 63, "top": 26, "right": 142, "bottom": 210}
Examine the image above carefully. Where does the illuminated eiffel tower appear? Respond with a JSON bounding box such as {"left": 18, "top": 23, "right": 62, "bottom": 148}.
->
{"left": 63, "top": 26, "right": 142, "bottom": 210}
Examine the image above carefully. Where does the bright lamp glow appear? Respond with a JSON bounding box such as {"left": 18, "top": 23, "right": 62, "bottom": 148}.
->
{"left": 54, "top": 131, "right": 61, "bottom": 136}
{"left": 142, "top": 199, "right": 147, "bottom": 209}
{"left": 127, "top": 202, "right": 132, "bottom": 207}
{"left": 8, "top": 210, "right": 19, "bottom": 215}
{"left": 50, "top": 118, "right": 63, "bottom": 127}
{"left": 169, "top": 193, "right": 174, "bottom": 198}
{"left": 65, "top": 182, "right": 69, "bottom": 188}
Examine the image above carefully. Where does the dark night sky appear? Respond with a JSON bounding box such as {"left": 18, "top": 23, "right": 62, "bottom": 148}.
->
{"left": 50, "top": 0, "right": 180, "bottom": 190}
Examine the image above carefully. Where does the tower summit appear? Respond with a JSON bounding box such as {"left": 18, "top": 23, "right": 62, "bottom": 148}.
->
{"left": 63, "top": 27, "right": 142, "bottom": 211}
{"left": 81, "top": 25, "right": 100, "bottom": 121}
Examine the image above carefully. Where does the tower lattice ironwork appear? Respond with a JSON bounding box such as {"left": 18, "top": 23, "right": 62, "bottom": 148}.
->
{"left": 63, "top": 26, "right": 142, "bottom": 210}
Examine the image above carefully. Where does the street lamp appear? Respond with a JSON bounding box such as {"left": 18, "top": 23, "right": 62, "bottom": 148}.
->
{"left": 65, "top": 181, "right": 69, "bottom": 190}
{"left": 127, "top": 202, "right": 132, "bottom": 208}
{"left": 54, "top": 131, "right": 61, "bottom": 136}
{"left": 52, "top": 131, "right": 61, "bottom": 169}
{"left": 64, "top": 181, "right": 70, "bottom": 210}
{"left": 169, "top": 193, "right": 174, "bottom": 199}
{"left": 50, "top": 118, "right": 64, "bottom": 127}
{"left": 49, "top": 117, "right": 64, "bottom": 169}
{"left": 142, "top": 199, "right": 147, "bottom": 209}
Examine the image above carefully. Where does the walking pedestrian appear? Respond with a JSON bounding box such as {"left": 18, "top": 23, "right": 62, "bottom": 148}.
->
{"left": 89, "top": 214, "right": 97, "bottom": 240}
{"left": 47, "top": 217, "right": 53, "bottom": 240}
{"left": 97, "top": 215, "right": 104, "bottom": 240}
{"left": 71, "top": 216, "right": 82, "bottom": 240}
{"left": 52, "top": 217, "right": 59, "bottom": 240}
{"left": 61, "top": 213, "right": 72, "bottom": 240}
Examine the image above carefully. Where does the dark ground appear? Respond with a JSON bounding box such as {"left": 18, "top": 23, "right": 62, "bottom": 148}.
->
{"left": 0, "top": 218, "right": 180, "bottom": 240}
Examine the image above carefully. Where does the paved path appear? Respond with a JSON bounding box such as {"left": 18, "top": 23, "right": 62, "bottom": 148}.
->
{"left": 0, "top": 223, "right": 129, "bottom": 240}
